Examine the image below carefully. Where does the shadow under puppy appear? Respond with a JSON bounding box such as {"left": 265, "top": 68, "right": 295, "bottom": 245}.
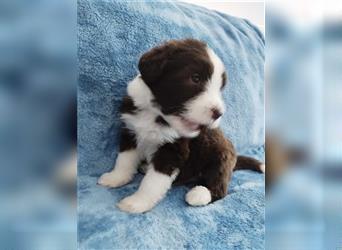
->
{"left": 98, "top": 39, "right": 264, "bottom": 213}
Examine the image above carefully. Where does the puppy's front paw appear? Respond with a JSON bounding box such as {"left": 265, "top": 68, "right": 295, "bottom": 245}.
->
{"left": 117, "top": 194, "right": 154, "bottom": 213}
{"left": 185, "top": 186, "right": 212, "bottom": 206}
{"left": 97, "top": 172, "right": 131, "bottom": 188}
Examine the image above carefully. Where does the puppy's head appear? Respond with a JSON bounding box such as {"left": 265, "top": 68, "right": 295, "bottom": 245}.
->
{"left": 139, "top": 39, "right": 227, "bottom": 137}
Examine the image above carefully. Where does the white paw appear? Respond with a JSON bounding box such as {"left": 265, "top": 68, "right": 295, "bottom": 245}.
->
{"left": 259, "top": 164, "right": 265, "bottom": 173}
{"left": 185, "top": 186, "right": 212, "bottom": 206}
{"left": 117, "top": 194, "right": 154, "bottom": 213}
{"left": 97, "top": 172, "right": 131, "bottom": 188}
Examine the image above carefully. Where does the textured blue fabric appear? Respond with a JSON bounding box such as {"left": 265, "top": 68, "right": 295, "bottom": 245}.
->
{"left": 78, "top": 0, "right": 265, "bottom": 249}
{"left": 79, "top": 169, "right": 264, "bottom": 250}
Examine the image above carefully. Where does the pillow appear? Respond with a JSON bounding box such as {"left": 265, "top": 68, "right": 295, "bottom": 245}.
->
{"left": 78, "top": 0, "right": 265, "bottom": 176}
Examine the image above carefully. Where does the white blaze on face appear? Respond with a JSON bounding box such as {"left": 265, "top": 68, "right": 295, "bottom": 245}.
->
{"left": 184, "top": 48, "right": 226, "bottom": 127}
{"left": 162, "top": 47, "right": 226, "bottom": 138}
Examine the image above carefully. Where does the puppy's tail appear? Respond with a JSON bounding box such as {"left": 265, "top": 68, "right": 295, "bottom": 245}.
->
{"left": 234, "top": 155, "right": 265, "bottom": 173}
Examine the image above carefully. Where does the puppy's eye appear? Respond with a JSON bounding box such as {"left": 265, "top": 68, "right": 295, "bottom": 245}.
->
{"left": 191, "top": 73, "right": 201, "bottom": 83}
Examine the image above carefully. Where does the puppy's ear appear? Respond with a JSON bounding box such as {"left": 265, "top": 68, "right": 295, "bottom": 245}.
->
{"left": 138, "top": 43, "right": 174, "bottom": 85}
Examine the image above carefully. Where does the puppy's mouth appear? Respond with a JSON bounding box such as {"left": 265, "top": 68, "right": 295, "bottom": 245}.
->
{"left": 179, "top": 116, "right": 201, "bottom": 131}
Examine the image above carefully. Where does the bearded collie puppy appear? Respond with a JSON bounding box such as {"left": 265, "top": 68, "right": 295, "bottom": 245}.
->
{"left": 98, "top": 39, "right": 264, "bottom": 213}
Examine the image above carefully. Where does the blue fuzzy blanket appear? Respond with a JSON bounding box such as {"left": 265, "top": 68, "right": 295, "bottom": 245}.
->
{"left": 78, "top": 0, "right": 265, "bottom": 249}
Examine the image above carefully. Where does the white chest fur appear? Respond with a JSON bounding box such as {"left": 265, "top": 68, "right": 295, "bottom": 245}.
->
{"left": 121, "top": 110, "right": 179, "bottom": 162}
{"left": 123, "top": 76, "right": 180, "bottom": 162}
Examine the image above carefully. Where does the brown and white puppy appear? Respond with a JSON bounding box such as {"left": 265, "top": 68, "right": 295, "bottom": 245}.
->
{"left": 98, "top": 39, "right": 264, "bottom": 213}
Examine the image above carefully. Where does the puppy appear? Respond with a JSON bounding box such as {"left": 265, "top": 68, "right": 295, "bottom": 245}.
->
{"left": 98, "top": 39, "right": 264, "bottom": 213}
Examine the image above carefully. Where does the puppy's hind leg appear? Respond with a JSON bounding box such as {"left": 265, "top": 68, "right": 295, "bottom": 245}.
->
{"left": 186, "top": 152, "right": 235, "bottom": 206}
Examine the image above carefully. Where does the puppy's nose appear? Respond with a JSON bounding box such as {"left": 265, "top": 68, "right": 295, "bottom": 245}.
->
{"left": 211, "top": 108, "right": 222, "bottom": 120}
